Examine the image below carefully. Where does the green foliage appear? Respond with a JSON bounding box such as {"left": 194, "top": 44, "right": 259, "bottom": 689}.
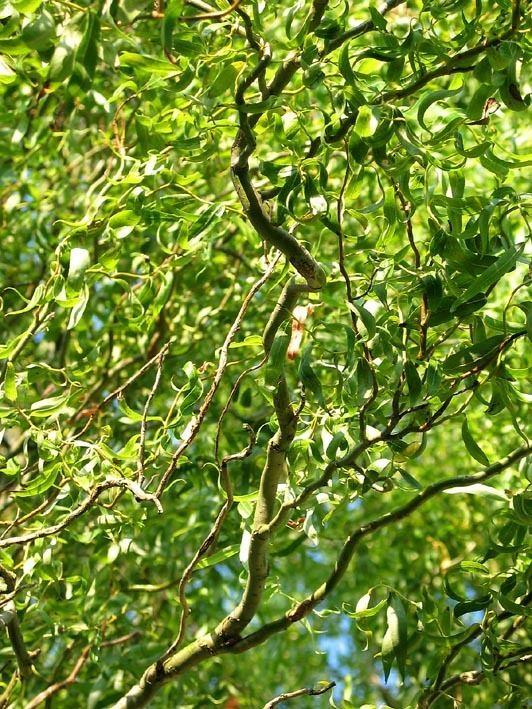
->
{"left": 0, "top": 0, "right": 530, "bottom": 707}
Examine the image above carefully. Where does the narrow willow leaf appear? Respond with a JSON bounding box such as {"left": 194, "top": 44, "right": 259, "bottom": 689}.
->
{"left": 67, "top": 284, "right": 90, "bottom": 330}
{"left": 348, "top": 592, "right": 387, "bottom": 619}
{"left": 460, "top": 561, "right": 489, "bottom": 575}
{"left": 120, "top": 52, "right": 180, "bottom": 75}
{"left": 229, "top": 335, "right": 263, "bottom": 349}
{"left": 30, "top": 393, "right": 70, "bottom": 417}
{"left": 347, "top": 301, "right": 376, "bottom": 341}
{"left": 6, "top": 282, "right": 46, "bottom": 316}
{"left": 15, "top": 463, "right": 60, "bottom": 497}
{"left": 417, "top": 86, "right": 462, "bottom": 132}
{"left": 381, "top": 593, "right": 408, "bottom": 681}
{"left": 298, "top": 346, "right": 326, "bottom": 408}
{"left": 265, "top": 334, "right": 290, "bottom": 386}
{"left": 511, "top": 493, "right": 532, "bottom": 526}
{"left": 67, "top": 248, "right": 90, "bottom": 289}
{"left": 355, "top": 105, "right": 377, "bottom": 138}
{"left": 196, "top": 544, "right": 240, "bottom": 569}
{"left": 397, "top": 468, "right": 422, "bottom": 489}
{"left": 4, "top": 362, "right": 17, "bottom": 401}
{"left": 461, "top": 417, "right": 490, "bottom": 466}
{"left": 454, "top": 594, "right": 491, "bottom": 618}
{"left": 451, "top": 245, "right": 523, "bottom": 311}
{"left": 404, "top": 361, "right": 422, "bottom": 405}
{"left": 339, "top": 45, "right": 355, "bottom": 85}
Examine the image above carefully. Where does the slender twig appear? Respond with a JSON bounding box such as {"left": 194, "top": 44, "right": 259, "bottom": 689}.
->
{"left": 180, "top": 0, "right": 241, "bottom": 22}
{"left": 262, "top": 680, "right": 336, "bottom": 708}
{"left": 423, "top": 653, "right": 532, "bottom": 708}
{"left": 101, "top": 340, "right": 173, "bottom": 410}
{"left": 101, "top": 630, "right": 142, "bottom": 648}
{"left": 337, "top": 152, "right": 354, "bottom": 303}
{"left": 0, "top": 478, "right": 162, "bottom": 549}
{"left": 24, "top": 645, "right": 91, "bottom": 709}
{"left": 0, "top": 671, "right": 18, "bottom": 708}
{"left": 214, "top": 355, "right": 267, "bottom": 462}
{"left": 136, "top": 343, "right": 169, "bottom": 483}
{"left": 155, "top": 256, "right": 279, "bottom": 497}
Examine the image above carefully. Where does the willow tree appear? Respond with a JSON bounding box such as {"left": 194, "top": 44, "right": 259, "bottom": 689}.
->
{"left": 0, "top": 0, "right": 530, "bottom": 707}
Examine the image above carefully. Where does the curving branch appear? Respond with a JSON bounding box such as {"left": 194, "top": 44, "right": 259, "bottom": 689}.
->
{"left": 230, "top": 41, "right": 326, "bottom": 290}
{"left": 114, "top": 287, "right": 307, "bottom": 707}
{"left": 214, "top": 375, "right": 299, "bottom": 642}
{"left": 228, "top": 444, "right": 531, "bottom": 653}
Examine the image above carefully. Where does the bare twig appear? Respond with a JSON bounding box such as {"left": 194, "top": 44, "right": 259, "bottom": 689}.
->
{"left": 263, "top": 680, "right": 336, "bottom": 708}
{"left": 0, "top": 671, "right": 18, "bottom": 708}
{"left": 337, "top": 151, "right": 354, "bottom": 304}
{"left": 101, "top": 340, "right": 173, "bottom": 410}
{"left": 214, "top": 355, "right": 267, "bottom": 462}
{"left": 101, "top": 630, "right": 142, "bottom": 648}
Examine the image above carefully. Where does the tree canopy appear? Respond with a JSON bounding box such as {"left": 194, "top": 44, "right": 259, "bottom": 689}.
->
{"left": 0, "top": 0, "right": 530, "bottom": 707}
